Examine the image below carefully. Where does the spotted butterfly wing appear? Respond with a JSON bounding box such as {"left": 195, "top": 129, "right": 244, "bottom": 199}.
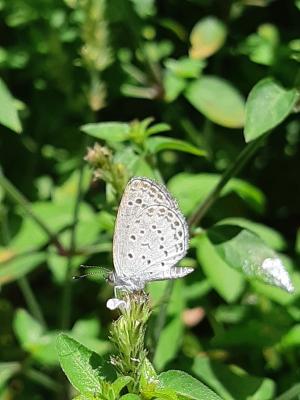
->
{"left": 113, "top": 177, "right": 192, "bottom": 285}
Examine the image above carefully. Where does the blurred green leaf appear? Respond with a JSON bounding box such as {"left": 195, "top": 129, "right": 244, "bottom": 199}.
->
{"left": 165, "top": 57, "right": 205, "bottom": 78}
{"left": 190, "top": 17, "right": 227, "bottom": 59}
{"left": 81, "top": 122, "right": 130, "bottom": 142}
{"left": 0, "top": 252, "right": 46, "bottom": 285}
{"left": 146, "top": 136, "right": 206, "bottom": 157}
{"left": 13, "top": 308, "right": 43, "bottom": 345}
{"left": 0, "top": 78, "right": 22, "bottom": 133}
{"left": 0, "top": 362, "right": 20, "bottom": 390}
{"left": 218, "top": 217, "right": 287, "bottom": 251}
{"left": 192, "top": 356, "right": 275, "bottom": 400}
{"left": 163, "top": 72, "right": 186, "bottom": 102}
{"left": 56, "top": 333, "right": 103, "bottom": 395}
{"left": 244, "top": 78, "right": 299, "bottom": 142}
{"left": 120, "top": 395, "right": 141, "bottom": 400}
{"left": 185, "top": 76, "right": 245, "bottom": 128}
{"left": 168, "top": 173, "right": 265, "bottom": 215}
{"left": 195, "top": 234, "right": 245, "bottom": 303}
{"left": 280, "top": 325, "right": 300, "bottom": 348}
{"left": 159, "top": 370, "right": 222, "bottom": 400}
{"left": 207, "top": 225, "right": 294, "bottom": 292}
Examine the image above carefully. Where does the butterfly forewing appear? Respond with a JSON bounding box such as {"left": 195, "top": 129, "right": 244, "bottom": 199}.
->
{"left": 113, "top": 177, "right": 189, "bottom": 279}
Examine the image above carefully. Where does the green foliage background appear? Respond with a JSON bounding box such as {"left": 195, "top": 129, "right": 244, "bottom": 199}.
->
{"left": 0, "top": 0, "right": 300, "bottom": 399}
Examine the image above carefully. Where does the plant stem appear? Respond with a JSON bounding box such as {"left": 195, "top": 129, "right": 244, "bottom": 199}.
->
{"left": 60, "top": 163, "right": 85, "bottom": 330}
{"left": 18, "top": 276, "right": 47, "bottom": 328}
{"left": 26, "top": 368, "right": 62, "bottom": 393}
{"left": 153, "top": 134, "right": 267, "bottom": 355}
{"left": 0, "top": 172, "right": 65, "bottom": 254}
{"left": 188, "top": 133, "right": 267, "bottom": 227}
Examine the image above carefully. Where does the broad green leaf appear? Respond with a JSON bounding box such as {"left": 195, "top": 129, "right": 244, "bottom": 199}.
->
{"left": 168, "top": 173, "right": 265, "bottom": 216}
{"left": 146, "top": 136, "right": 206, "bottom": 157}
{"left": 131, "top": 158, "right": 156, "bottom": 179}
{"left": 120, "top": 395, "right": 141, "bottom": 400}
{"left": 195, "top": 234, "right": 245, "bottom": 302}
{"left": 0, "top": 78, "right": 22, "bottom": 133}
{"left": 185, "top": 76, "right": 245, "bottom": 128}
{"left": 159, "top": 370, "right": 222, "bottom": 400}
{"left": 0, "top": 252, "right": 46, "bottom": 285}
{"left": 81, "top": 122, "right": 130, "bottom": 142}
{"left": 244, "top": 78, "right": 299, "bottom": 142}
{"left": 0, "top": 362, "right": 20, "bottom": 390}
{"left": 13, "top": 309, "right": 44, "bottom": 345}
{"left": 190, "top": 17, "right": 227, "bottom": 59}
{"left": 72, "top": 318, "right": 101, "bottom": 339}
{"left": 165, "top": 57, "right": 205, "bottom": 78}
{"left": 207, "top": 225, "right": 294, "bottom": 292}
{"left": 192, "top": 356, "right": 275, "bottom": 400}
{"left": 56, "top": 333, "right": 103, "bottom": 395}
{"left": 218, "top": 217, "right": 286, "bottom": 251}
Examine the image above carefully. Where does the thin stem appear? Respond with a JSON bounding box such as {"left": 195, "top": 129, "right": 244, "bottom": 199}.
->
{"left": 18, "top": 277, "right": 47, "bottom": 328}
{"left": 152, "top": 134, "right": 267, "bottom": 355}
{"left": 0, "top": 172, "right": 65, "bottom": 254}
{"left": 60, "top": 163, "right": 85, "bottom": 329}
{"left": 25, "top": 368, "right": 62, "bottom": 393}
{"left": 188, "top": 134, "right": 267, "bottom": 227}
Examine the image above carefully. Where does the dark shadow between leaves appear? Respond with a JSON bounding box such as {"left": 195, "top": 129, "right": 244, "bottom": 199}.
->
{"left": 207, "top": 225, "right": 243, "bottom": 245}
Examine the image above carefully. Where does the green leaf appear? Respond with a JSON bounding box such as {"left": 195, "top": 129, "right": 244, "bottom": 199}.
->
{"left": 165, "top": 57, "right": 205, "bottom": 79}
{"left": 190, "top": 17, "right": 227, "bottom": 59}
{"left": 146, "top": 123, "right": 171, "bottom": 136}
{"left": 192, "top": 356, "right": 275, "bottom": 400}
{"left": 159, "top": 370, "right": 222, "bottom": 400}
{"left": 80, "top": 122, "right": 130, "bottom": 142}
{"left": 168, "top": 173, "right": 265, "bottom": 216}
{"left": 0, "top": 362, "right": 20, "bottom": 390}
{"left": 185, "top": 76, "right": 245, "bottom": 128}
{"left": 0, "top": 252, "right": 46, "bottom": 285}
{"left": 13, "top": 309, "right": 44, "bottom": 346}
{"left": 244, "top": 78, "right": 299, "bottom": 142}
{"left": 163, "top": 72, "right": 186, "bottom": 102}
{"left": 207, "top": 225, "right": 294, "bottom": 292}
{"left": 146, "top": 136, "right": 206, "bottom": 157}
{"left": 218, "top": 217, "right": 286, "bottom": 251}
{"left": 195, "top": 234, "right": 245, "bottom": 303}
{"left": 0, "top": 78, "right": 22, "bottom": 133}
{"left": 120, "top": 395, "right": 141, "bottom": 400}
{"left": 280, "top": 325, "right": 300, "bottom": 348}
{"left": 112, "top": 376, "right": 133, "bottom": 396}
{"left": 56, "top": 333, "right": 103, "bottom": 395}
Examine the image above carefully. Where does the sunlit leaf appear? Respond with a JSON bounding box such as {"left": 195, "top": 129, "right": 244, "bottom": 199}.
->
{"left": 0, "top": 78, "right": 22, "bottom": 133}
{"left": 185, "top": 76, "right": 245, "bottom": 128}
{"left": 165, "top": 57, "right": 205, "bottom": 79}
{"left": 81, "top": 122, "right": 130, "bottom": 142}
{"left": 190, "top": 17, "right": 227, "bottom": 59}
{"left": 168, "top": 173, "right": 265, "bottom": 215}
{"left": 244, "top": 78, "right": 299, "bottom": 142}
{"left": 159, "top": 370, "right": 222, "bottom": 400}
{"left": 207, "top": 225, "right": 294, "bottom": 292}
{"left": 56, "top": 334, "right": 103, "bottom": 395}
{"left": 195, "top": 234, "right": 245, "bottom": 303}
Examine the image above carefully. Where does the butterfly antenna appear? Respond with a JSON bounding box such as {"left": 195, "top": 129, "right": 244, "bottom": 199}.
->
{"left": 72, "top": 265, "right": 110, "bottom": 280}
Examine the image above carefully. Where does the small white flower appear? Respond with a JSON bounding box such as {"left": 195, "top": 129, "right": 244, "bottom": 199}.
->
{"left": 106, "top": 298, "right": 128, "bottom": 310}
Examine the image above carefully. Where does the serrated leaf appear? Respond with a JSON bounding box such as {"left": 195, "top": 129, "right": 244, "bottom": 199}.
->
{"left": 190, "top": 17, "right": 227, "bottom": 59}
{"left": 195, "top": 234, "right": 245, "bottom": 303}
{"left": 81, "top": 122, "right": 130, "bottom": 142}
{"left": 185, "top": 76, "right": 245, "bottom": 128}
{"left": 244, "top": 78, "right": 299, "bottom": 142}
{"left": 56, "top": 334, "right": 103, "bottom": 395}
{"left": 207, "top": 225, "right": 294, "bottom": 292}
{"left": 159, "top": 370, "right": 222, "bottom": 400}
{"left": 168, "top": 173, "right": 265, "bottom": 216}
{"left": 0, "top": 78, "right": 22, "bottom": 133}
{"left": 146, "top": 136, "right": 206, "bottom": 157}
